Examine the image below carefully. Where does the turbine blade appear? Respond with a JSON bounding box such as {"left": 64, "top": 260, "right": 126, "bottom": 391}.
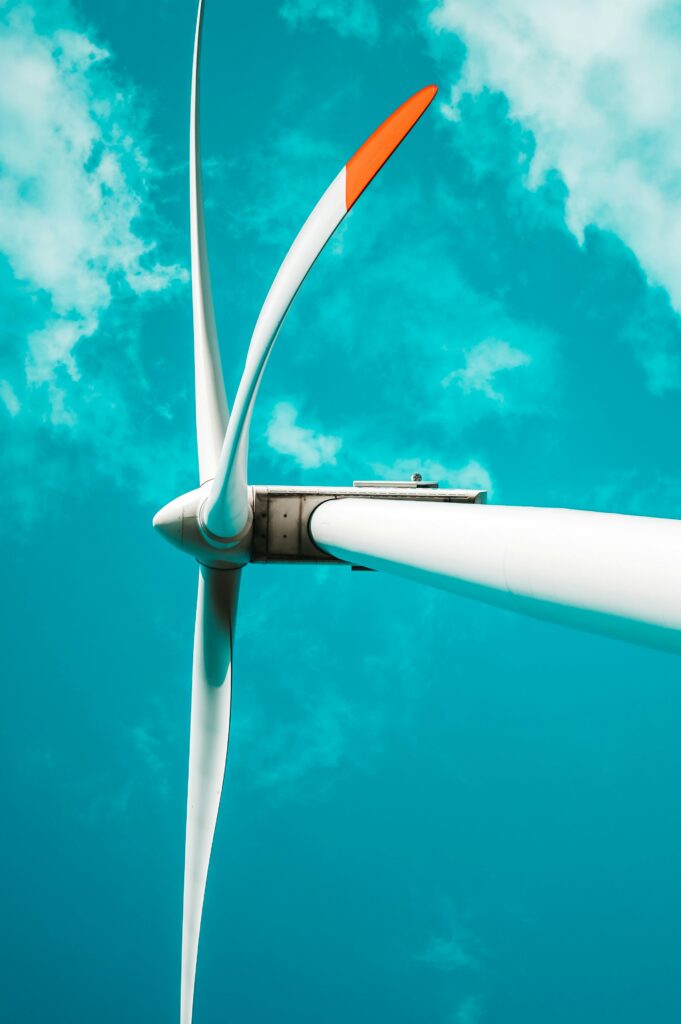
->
{"left": 202, "top": 85, "right": 438, "bottom": 539}
{"left": 309, "top": 498, "right": 681, "bottom": 654}
{"left": 181, "top": 565, "right": 240, "bottom": 1024}
{"left": 191, "top": 0, "right": 229, "bottom": 484}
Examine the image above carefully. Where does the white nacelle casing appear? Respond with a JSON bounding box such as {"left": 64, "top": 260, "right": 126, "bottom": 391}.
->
{"left": 309, "top": 497, "right": 681, "bottom": 654}
{"left": 154, "top": 483, "right": 486, "bottom": 567}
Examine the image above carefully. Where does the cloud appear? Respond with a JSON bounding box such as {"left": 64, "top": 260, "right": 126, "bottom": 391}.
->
{"left": 0, "top": 1, "right": 190, "bottom": 513}
{"left": 443, "top": 338, "right": 531, "bottom": 403}
{"left": 415, "top": 907, "right": 483, "bottom": 975}
{"left": 0, "top": 4, "right": 185, "bottom": 396}
{"left": 267, "top": 401, "right": 342, "bottom": 468}
{"left": 245, "top": 686, "right": 381, "bottom": 794}
{"left": 453, "top": 995, "right": 484, "bottom": 1024}
{"left": 621, "top": 284, "right": 681, "bottom": 394}
{"left": 430, "top": 0, "right": 681, "bottom": 323}
{"left": 128, "top": 722, "right": 170, "bottom": 801}
{"left": 415, "top": 910, "right": 486, "bottom": 1023}
{"left": 231, "top": 571, "right": 388, "bottom": 799}
{"left": 25, "top": 704, "right": 177, "bottom": 826}
{"left": 0, "top": 379, "right": 20, "bottom": 416}
{"left": 417, "top": 933, "right": 478, "bottom": 972}
{"left": 279, "top": 0, "right": 380, "bottom": 42}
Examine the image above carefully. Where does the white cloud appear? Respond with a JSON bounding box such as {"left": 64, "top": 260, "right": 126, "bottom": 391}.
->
{"left": 453, "top": 995, "right": 484, "bottom": 1024}
{"left": 415, "top": 909, "right": 482, "bottom": 975}
{"left": 0, "top": 2, "right": 192, "bottom": 514}
{"left": 247, "top": 689, "right": 364, "bottom": 791}
{"left": 279, "top": 0, "right": 379, "bottom": 42}
{"left": 443, "top": 337, "right": 531, "bottom": 403}
{"left": 128, "top": 721, "right": 170, "bottom": 801}
{"left": 0, "top": 3, "right": 186, "bottom": 415}
{"left": 621, "top": 287, "right": 681, "bottom": 394}
{"left": 267, "top": 401, "right": 342, "bottom": 468}
{"left": 238, "top": 671, "right": 388, "bottom": 799}
{"left": 233, "top": 573, "right": 388, "bottom": 799}
{"left": 416, "top": 933, "right": 477, "bottom": 972}
{"left": 430, "top": 0, "right": 681, "bottom": 316}
{"left": 0, "top": 379, "right": 20, "bottom": 416}
{"left": 415, "top": 914, "right": 484, "bottom": 1024}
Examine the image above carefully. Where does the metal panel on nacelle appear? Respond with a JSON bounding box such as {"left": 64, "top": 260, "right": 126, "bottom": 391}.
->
{"left": 250, "top": 485, "right": 486, "bottom": 564}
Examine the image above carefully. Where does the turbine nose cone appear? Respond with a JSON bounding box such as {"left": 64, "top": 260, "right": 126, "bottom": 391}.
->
{"left": 153, "top": 496, "right": 184, "bottom": 549}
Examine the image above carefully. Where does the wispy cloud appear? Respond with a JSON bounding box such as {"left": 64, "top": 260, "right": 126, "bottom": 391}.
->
{"left": 621, "top": 284, "right": 681, "bottom": 394}
{"left": 453, "top": 995, "right": 484, "bottom": 1024}
{"left": 0, "top": 4, "right": 185, "bottom": 408}
{"left": 267, "top": 400, "right": 342, "bottom": 468}
{"left": 232, "top": 571, "right": 387, "bottom": 799}
{"left": 31, "top": 705, "right": 178, "bottom": 826}
{"left": 0, "top": 379, "right": 20, "bottom": 416}
{"left": 129, "top": 722, "right": 170, "bottom": 801}
{"left": 443, "top": 338, "right": 531, "bottom": 404}
{"left": 430, "top": 0, "right": 681, "bottom": 327}
{"left": 415, "top": 910, "right": 486, "bottom": 1024}
{"left": 231, "top": 566, "right": 474, "bottom": 802}
{"left": 243, "top": 686, "right": 382, "bottom": 795}
{"left": 415, "top": 920, "right": 480, "bottom": 973}
{"left": 0, "top": 1, "right": 191, "bottom": 514}
{"left": 417, "top": 934, "right": 478, "bottom": 972}
{"left": 279, "top": 0, "right": 380, "bottom": 42}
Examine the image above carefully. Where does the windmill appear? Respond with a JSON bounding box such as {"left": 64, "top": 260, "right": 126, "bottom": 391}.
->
{"left": 153, "top": 3, "right": 681, "bottom": 1021}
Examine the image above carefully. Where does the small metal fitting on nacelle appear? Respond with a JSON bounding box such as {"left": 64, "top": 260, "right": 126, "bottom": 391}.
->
{"left": 352, "top": 478, "right": 439, "bottom": 489}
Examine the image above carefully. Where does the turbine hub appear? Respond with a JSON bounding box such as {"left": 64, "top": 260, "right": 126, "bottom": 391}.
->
{"left": 152, "top": 483, "right": 252, "bottom": 567}
{"left": 153, "top": 495, "right": 185, "bottom": 549}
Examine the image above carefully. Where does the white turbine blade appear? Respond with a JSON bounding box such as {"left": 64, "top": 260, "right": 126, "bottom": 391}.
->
{"left": 181, "top": 565, "right": 240, "bottom": 1024}
{"left": 202, "top": 85, "right": 438, "bottom": 540}
{"left": 310, "top": 498, "right": 681, "bottom": 654}
{"left": 191, "top": 0, "right": 229, "bottom": 484}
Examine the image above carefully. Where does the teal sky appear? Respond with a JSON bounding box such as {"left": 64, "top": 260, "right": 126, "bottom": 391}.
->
{"left": 2, "top": 1, "right": 681, "bottom": 1022}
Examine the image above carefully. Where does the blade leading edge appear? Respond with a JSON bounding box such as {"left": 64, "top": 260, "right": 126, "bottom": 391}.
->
{"left": 181, "top": 565, "right": 240, "bottom": 1024}
{"left": 191, "top": 0, "right": 229, "bottom": 484}
{"left": 202, "top": 85, "right": 438, "bottom": 540}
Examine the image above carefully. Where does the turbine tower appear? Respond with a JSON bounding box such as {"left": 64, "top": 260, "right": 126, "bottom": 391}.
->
{"left": 154, "top": 3, "right": 681, "bottom": 1020}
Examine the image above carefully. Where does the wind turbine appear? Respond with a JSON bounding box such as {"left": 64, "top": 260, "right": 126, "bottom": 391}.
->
{"left": 153, "top": 3, "right": 681, "bottom": 1021}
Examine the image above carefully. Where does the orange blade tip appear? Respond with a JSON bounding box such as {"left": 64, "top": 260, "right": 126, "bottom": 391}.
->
{"left": 345, "top": 84, "right": 438, "bottom": 210}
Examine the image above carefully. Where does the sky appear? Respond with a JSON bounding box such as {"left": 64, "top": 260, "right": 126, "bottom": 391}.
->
{"left": 2, "top": 0, "right": 681, "bottom": 1021}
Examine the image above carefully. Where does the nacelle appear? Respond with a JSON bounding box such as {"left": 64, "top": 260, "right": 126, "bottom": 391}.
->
{"left": 251, "top": 482, "right": 485, "bottom": 564}
{"left": 153, "top": 480, "right": 487, "bottom": 567}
